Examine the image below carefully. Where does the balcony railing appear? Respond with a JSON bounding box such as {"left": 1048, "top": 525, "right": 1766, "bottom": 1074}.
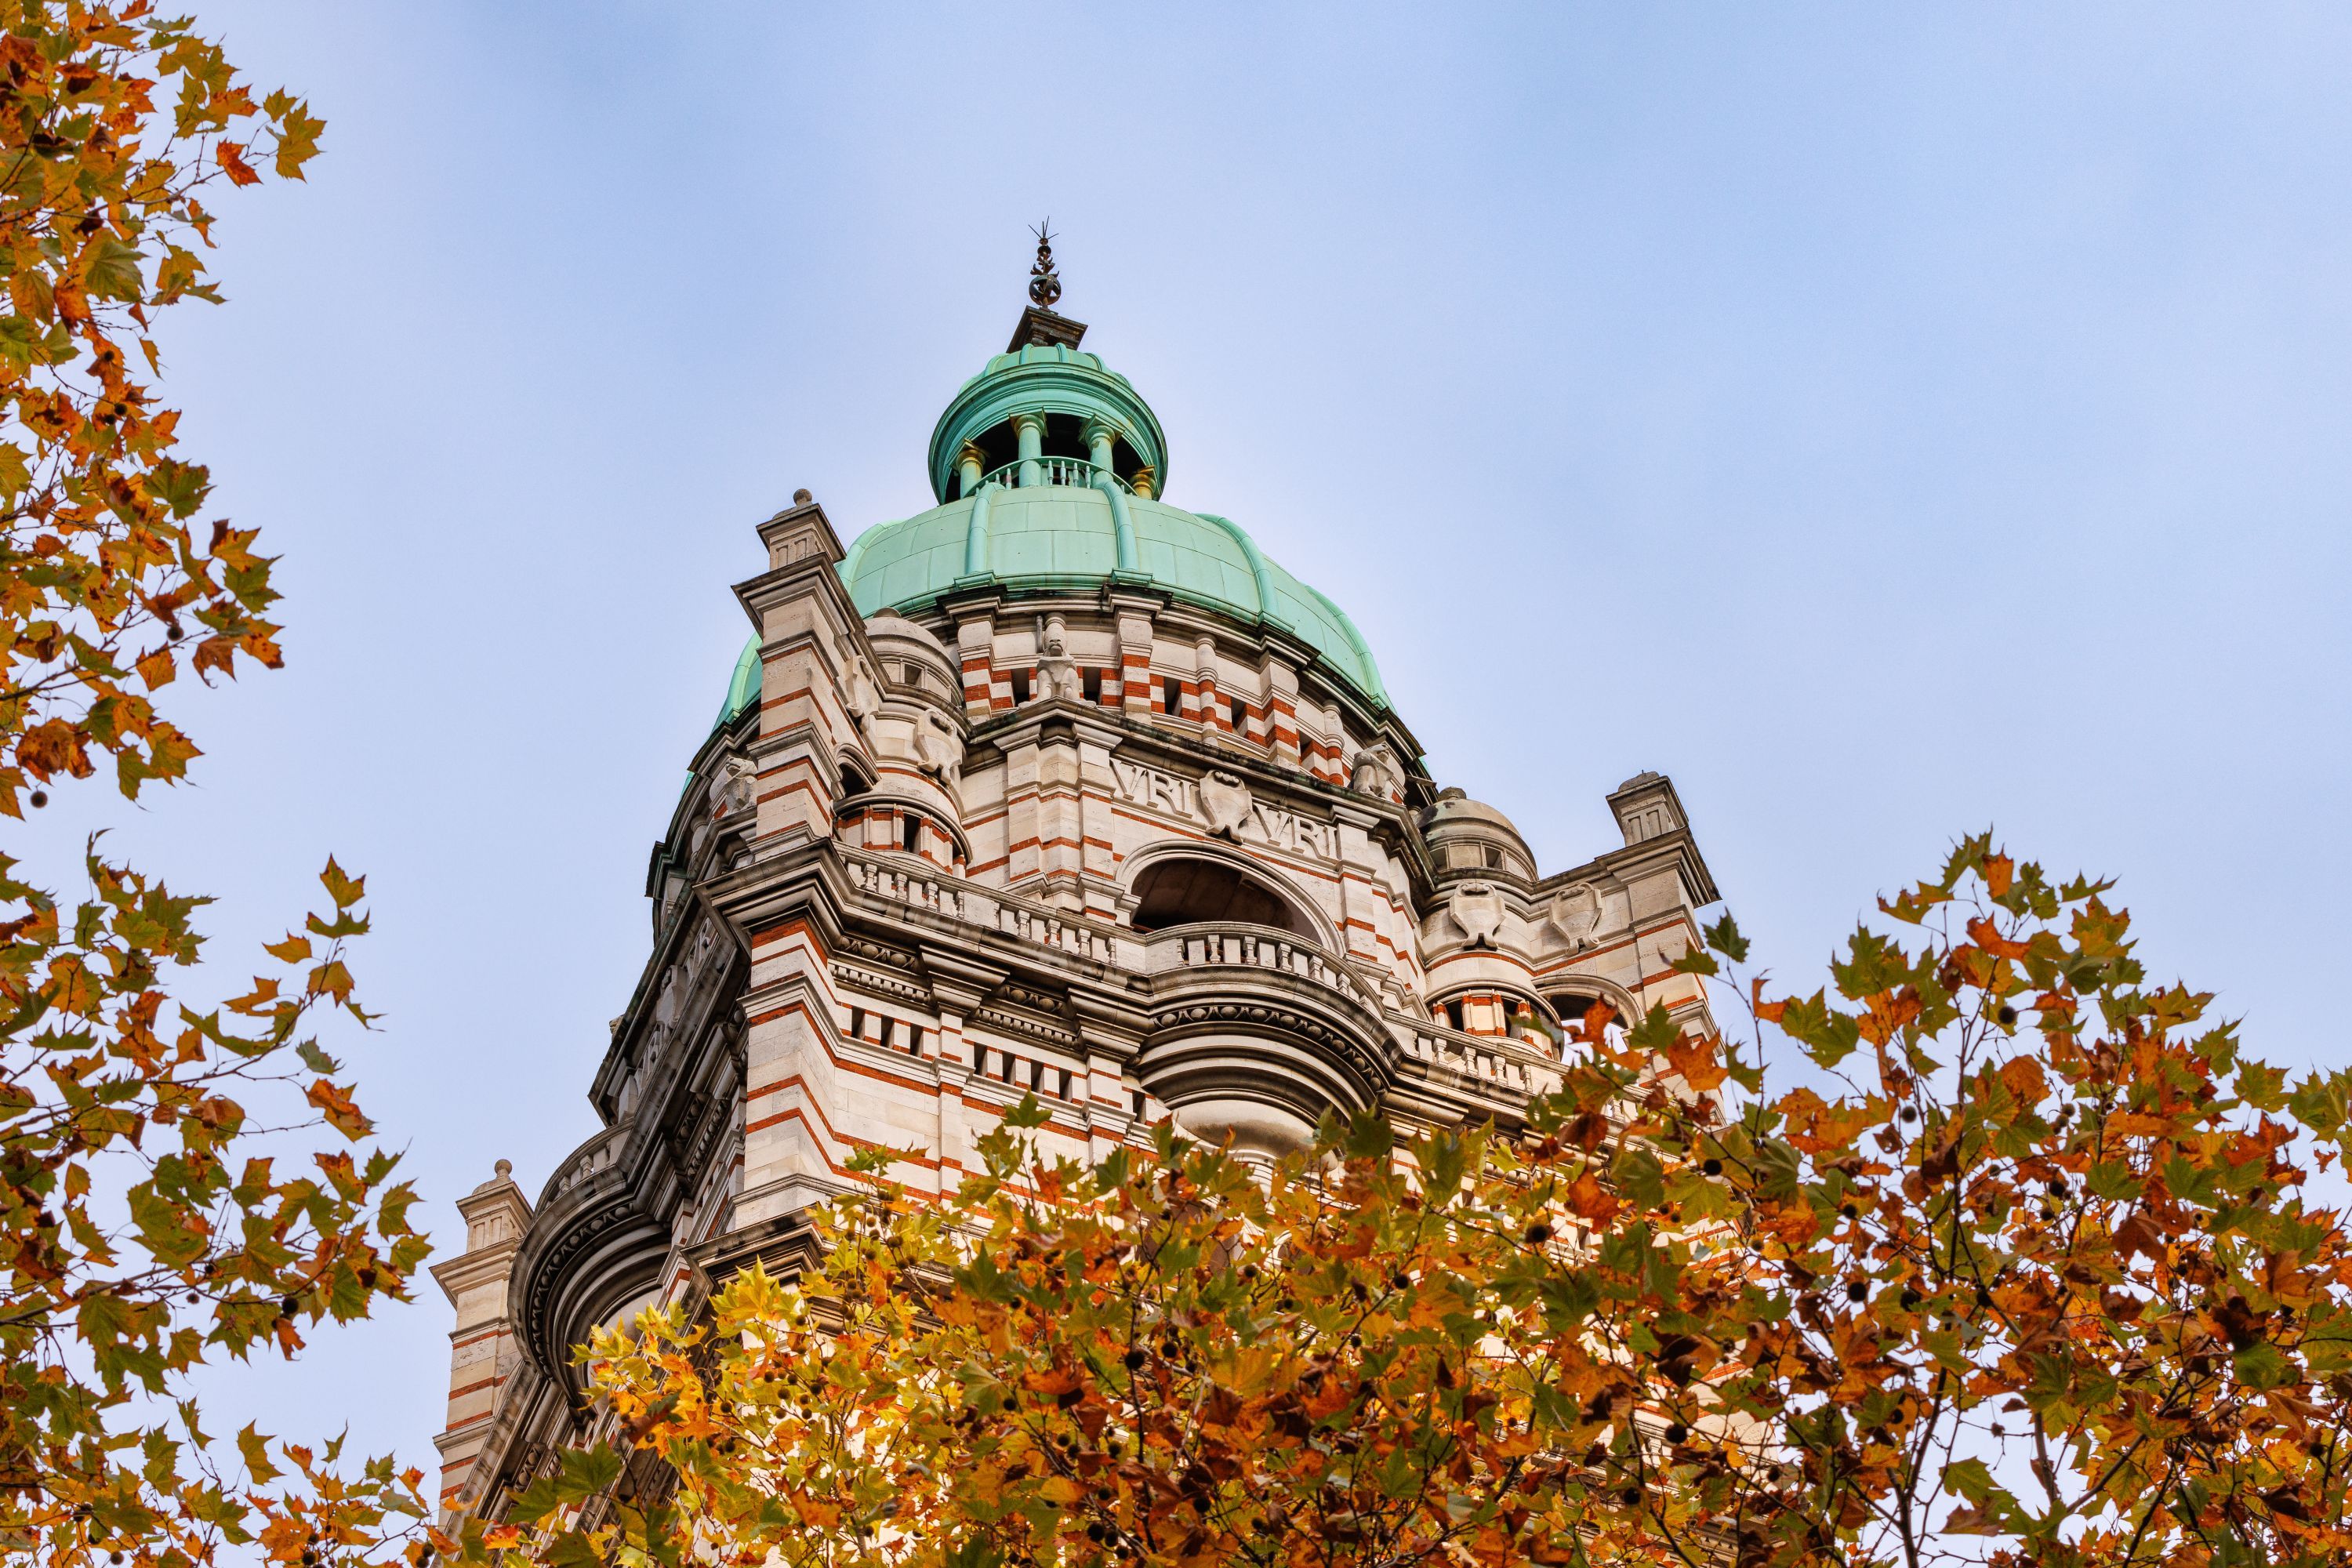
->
{"left": 979, "top": 456, "right": 1133, "bottom": 494}
{"left": 1397, "top": 1022, "right": 1563, "bottom": 1097}
{"left": 840, "top": 848, "right": 1134, "bottom": 969}
{"left": 1141, "top": 922, "right": 1377, "bottom": 1007}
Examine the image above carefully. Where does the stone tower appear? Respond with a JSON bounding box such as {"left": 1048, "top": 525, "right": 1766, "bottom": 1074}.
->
{"left": 430, "top": 269, "right": 1722, "bottom": 1523}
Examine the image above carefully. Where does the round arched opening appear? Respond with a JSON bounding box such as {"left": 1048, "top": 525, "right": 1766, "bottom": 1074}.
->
{"left": 1544, "top": 989, "right": 1616, "bottom": 1049}
{"left": 1130, "top": 856, "right": 1319, "bottom": 940}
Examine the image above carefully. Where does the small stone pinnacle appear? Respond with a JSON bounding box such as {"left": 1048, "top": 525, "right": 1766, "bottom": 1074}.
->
{"left": 494, "top": 1158, "right": 512, "bottom": 1181}
{"left": 793, "top": 488, "right": 813, "bottom": 506}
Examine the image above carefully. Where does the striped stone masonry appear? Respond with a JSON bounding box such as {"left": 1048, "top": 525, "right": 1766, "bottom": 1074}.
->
{"left": 431, "top": 311, "right": 1729, "bottom": 1536}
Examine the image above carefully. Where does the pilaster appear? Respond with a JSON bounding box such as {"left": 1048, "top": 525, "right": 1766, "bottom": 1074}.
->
{"left": 956, "top": 609, "right": 997, "bottom": 719}
{"left": 1193, "top": 636, "right": 1221, "bottom": 731}
{"left": 1261, "top": 654, "right": 1301, "bottom": 769}
{"left": 1116, "top": 608, "right": 1156, "bottom": 720}
{"left": 733, "top": 495, "right": 867, "bottom": 847}
{"left": 922, "top": 949, "right": 1008, "bottom": 1192}
{"left": 720, "top": 860, "right": 856, "bottom": 1232}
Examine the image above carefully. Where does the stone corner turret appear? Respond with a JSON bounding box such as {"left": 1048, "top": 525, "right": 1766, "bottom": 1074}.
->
{"left": 428, "top": 1160, "right": 532, "bottom": 1524}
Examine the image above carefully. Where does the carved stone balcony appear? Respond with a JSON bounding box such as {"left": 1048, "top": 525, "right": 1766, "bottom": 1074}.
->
{"left": 1385, "top": 1015, "right": 1566, "bottom": 1126}
{"left": 840, "top": 849, "right": 1136, "bottom": 969}
{"left": 1137, "top": 922, "right": 1392, "bottom": 1143}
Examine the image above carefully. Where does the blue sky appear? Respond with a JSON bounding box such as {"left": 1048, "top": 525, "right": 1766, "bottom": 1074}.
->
{"left": 40, "top": 1, "right": 2351, "bottom": 1491}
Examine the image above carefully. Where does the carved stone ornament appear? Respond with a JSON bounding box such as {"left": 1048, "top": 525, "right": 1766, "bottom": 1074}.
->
{"left": 842, "top": 657, "right": 882, "bottom": 732}
{"left": 1036, "top": 615, "right": 1083, "bottom": 703}
{"left": 652, "top": 964, "right": 682, "bottom": 1040}
{"left": 1196, "top": 769, "right": 1254, "bottom": 840}
{"left": 1449, "top": 881, "right": 1506, "bottom": 948}
{"left": 1547, "top": 882, "right": 1602, "bottom": 950}
{"left": 913, "top": 710, "right": 964, "bottom": 787}
{"left": 717, "top": 757, "right": 757, "bottom": 816}
{"left": 1348, "top": 744, "right": 1401, "bottom": 801}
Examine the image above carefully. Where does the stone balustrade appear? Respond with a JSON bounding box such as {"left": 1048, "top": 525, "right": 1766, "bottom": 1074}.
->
{"left": 841, "top": 850, "right": 1132, "bottom": 967}
{"left": 1396, "top": 1018, "right": 1565, "bottom": 1098}
{"left": 539, "top": 1124, "right": 626, "bottom": 1205}
{"left": 1140, "top": 921, "right": 1375, "bottom": 1005}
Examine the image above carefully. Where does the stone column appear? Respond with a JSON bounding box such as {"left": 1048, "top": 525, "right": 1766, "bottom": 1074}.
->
{"left": 1082, "top": 419, "right": 1117, "bottom": 478}
{"left": 735, "top": 916, "right": 848, "bottom": 1229}
{"left": 429, "top": 1161, "right": 532, "bottom": 1524}
{"left": 1000, "top": 726, "right": 1043, "bottom": 888}
{"left": 1072, "top": 716, "right": 1123, "bottom": 919}
{"left": 956, "top": 441, "right": 986, "bottom": 497}
{"left": 1013, "top": 412, "right": 1044, "bottom": 488}
{"left": 1331, "top": 801, "right": 1406, "bottom": 977}
{"left": 1070, "top": 988, "right": 1151, "bottom": 1163}
{"left": 1033, "top": 722, "right": 1084, "bottom": 909}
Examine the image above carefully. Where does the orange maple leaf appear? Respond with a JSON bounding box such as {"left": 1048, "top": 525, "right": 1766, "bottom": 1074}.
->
{"left": 1663, "top": 1029, "right": 1728, "bottom": 1092}
{"left": 1965, "top": 915, "right": 2031, "bottom": 962}
{"left": 215, "top": 141, "right": 261, "bottom": 186}
{"left": 1562, "top": 1172, "right": 1618, "bottom": 1225}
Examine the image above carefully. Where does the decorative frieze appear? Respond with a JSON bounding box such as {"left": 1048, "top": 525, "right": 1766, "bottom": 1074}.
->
{"left": 1109, "top": 756, "right": 1339, "bottom": 861}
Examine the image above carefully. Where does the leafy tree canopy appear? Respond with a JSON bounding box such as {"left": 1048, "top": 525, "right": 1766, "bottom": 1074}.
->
{"left": 492, "top": 837, "right": 2352, "bottom": 1568}
{"left": 0, "top": 5, "right": 426, "bottom": 1566}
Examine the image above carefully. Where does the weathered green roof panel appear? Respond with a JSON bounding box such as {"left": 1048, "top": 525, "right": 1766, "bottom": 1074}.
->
{"left": 714, "top": 634, "right": 760, "bottom": 727}
{"left": 832, "top": 488, "right": 1388, "bottom": 709}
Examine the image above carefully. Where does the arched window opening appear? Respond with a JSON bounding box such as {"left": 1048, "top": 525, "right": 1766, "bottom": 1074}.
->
{"left": 1548, "top": 991, "right": 1610, "bottom": 1047}
{"left": 1130, "top": 857, "right": 1317, "bottom": 939}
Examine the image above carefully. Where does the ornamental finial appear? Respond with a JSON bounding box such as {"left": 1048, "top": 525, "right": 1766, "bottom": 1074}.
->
{"left": 1028, "top": 220, "right": 1062, "bottom": 310}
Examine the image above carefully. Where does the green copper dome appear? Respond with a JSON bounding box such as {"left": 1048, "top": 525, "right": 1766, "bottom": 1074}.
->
{"left": 716, "top": 322, "right": 1389, "bottom": 727}
{"left": 837, "top": 488, "right": 1388, "bottom": 707}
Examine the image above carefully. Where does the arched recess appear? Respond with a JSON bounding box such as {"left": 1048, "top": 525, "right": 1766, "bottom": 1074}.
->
{"left": 1428, "top": 982, "right": 1563, "bottom": 1037}
{"left": 510, "top": 1130, "right": 670, "bottom": 1397}
{"left": 1541, "top": 974, "right": 1647, "bottom": 1047}
{"left": 1121, "top": 841, "right": 1332, "bottom": 946}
